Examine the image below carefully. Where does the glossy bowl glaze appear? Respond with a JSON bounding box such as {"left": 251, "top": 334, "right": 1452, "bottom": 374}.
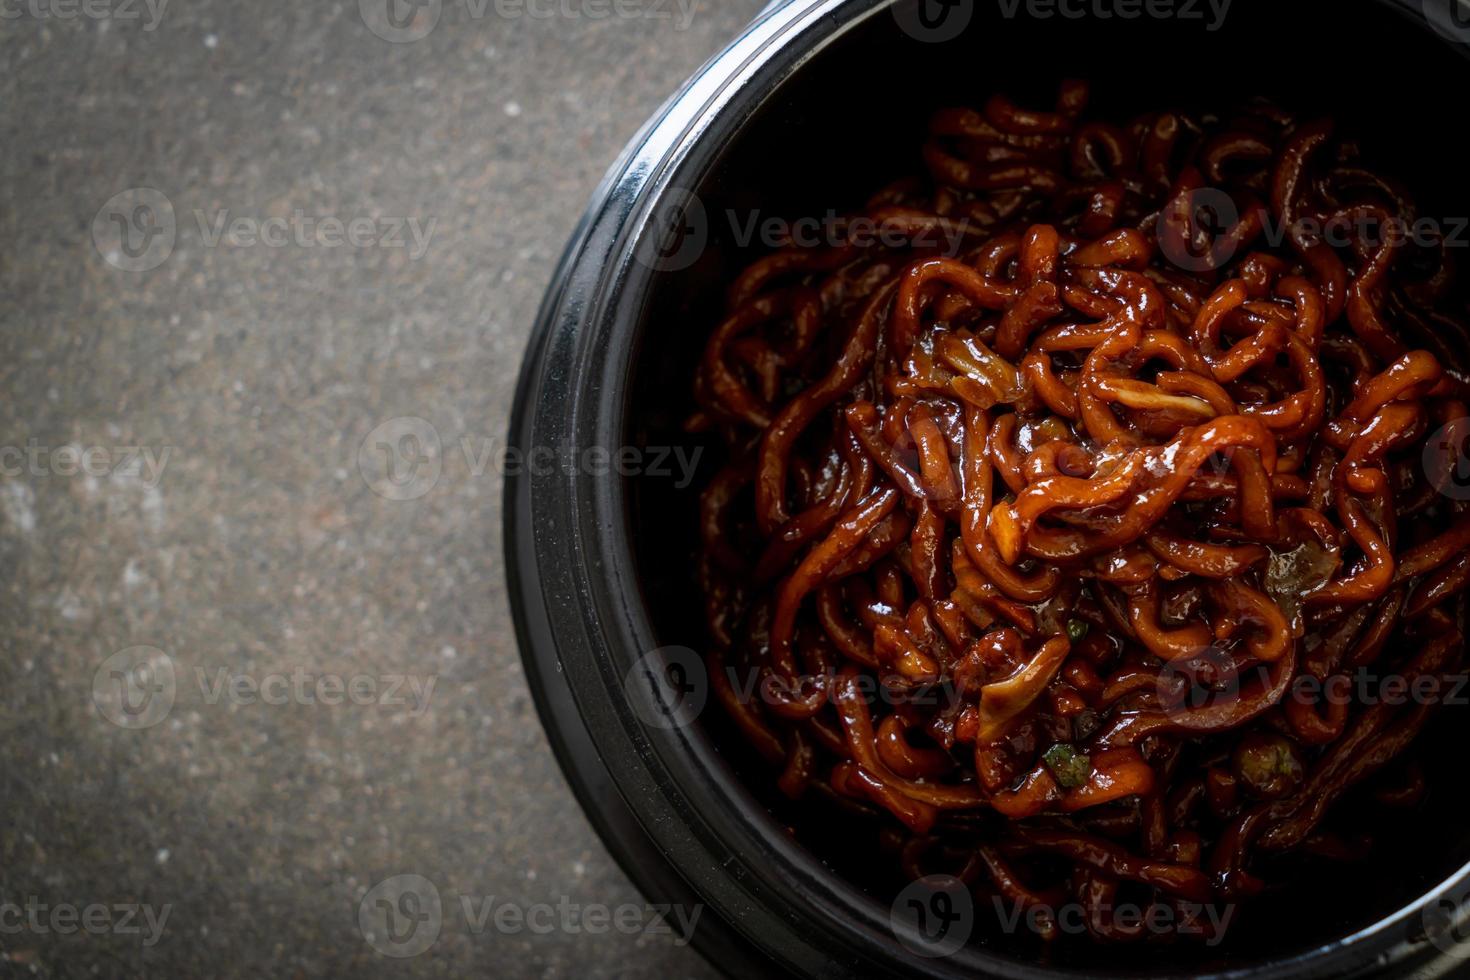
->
{"left": 506, "top": 1, "right": 1470, "bottom": 975}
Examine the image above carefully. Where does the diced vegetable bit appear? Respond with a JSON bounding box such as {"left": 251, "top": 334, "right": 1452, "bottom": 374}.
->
{"left": 1231, "top": 732, "right": 1305, "bottom": 800}
{"left": 1263, "top": 540, "right": 1340, "bottom": 622}
{"left": 1042, "top": 743, "right": 1093, "bottom": 789}
{"left": 1065, "top": 618, "right": 1089, "bottom": 644}
{"left": 1072, "top": 709, "right": 1101, "bottom": 743}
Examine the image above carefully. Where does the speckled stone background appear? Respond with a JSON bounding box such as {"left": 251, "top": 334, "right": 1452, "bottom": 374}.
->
{"left": 0, "top": 1, "right": 759, "bottom": 976}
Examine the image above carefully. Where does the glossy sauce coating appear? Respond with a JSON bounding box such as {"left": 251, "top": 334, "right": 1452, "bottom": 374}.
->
{"left": 688, "top": 81, "right": 1469, "bottom": 946}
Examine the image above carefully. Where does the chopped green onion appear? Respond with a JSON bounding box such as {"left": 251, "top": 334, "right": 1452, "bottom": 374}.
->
{"left": 1065, "top": 618, "right": 1089, "bottom": 644}
{"left": 1231, "top": 732, "right": 1304, "bottom": 800}
{"left": 1042, "top": 743, "right": 1093, "bottom": 790}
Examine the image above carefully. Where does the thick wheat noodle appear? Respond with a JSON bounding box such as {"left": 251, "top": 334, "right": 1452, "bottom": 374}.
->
{"left": 688, "top": 81, "right": 1469, "bottom": 947}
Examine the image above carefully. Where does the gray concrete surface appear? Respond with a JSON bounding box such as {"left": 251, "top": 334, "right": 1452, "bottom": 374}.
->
{"left": 0, "top": 1, "right": 759, "bottom": 976}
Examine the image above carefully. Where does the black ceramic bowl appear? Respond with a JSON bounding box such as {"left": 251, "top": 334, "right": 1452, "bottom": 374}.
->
{"left": 506, "top": 1, "right": 1470, "bottom": 975}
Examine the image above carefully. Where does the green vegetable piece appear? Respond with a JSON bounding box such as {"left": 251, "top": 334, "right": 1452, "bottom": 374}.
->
{"left": 1042, "top": 743, "right": 1093, "bottom": 790}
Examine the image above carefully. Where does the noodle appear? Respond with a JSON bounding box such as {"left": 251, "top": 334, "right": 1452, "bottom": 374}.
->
{"left": 687, "top": 81, "right": 1469, "bottom": 946}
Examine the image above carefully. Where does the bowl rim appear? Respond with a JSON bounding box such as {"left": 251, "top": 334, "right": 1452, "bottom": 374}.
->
{"left": 505, "top": 1, "right": 1470, "bottom": 975}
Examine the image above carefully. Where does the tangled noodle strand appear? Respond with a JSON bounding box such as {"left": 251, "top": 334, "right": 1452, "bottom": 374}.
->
{"left": 688, "top": 81, "right": 1469, "bottom": 945}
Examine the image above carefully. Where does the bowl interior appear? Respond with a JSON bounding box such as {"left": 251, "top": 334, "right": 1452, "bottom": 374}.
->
{"left": 623, "top": 0, "right": 1470, "bottom": 971}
